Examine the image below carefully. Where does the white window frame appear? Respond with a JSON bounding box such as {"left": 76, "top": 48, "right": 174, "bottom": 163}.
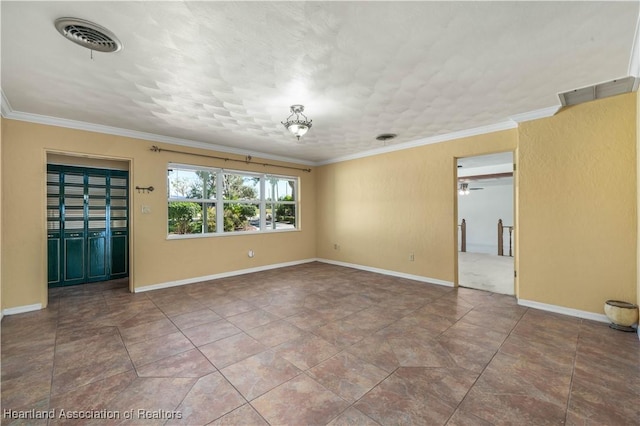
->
{"left": 264, "top": 174, "right": 298, "bottom": 231}
{"left": 167, "top": 163, "right": 299, "bottom": 239}
{"left": 167, "top": 163, "right": 218, "bottom": 235}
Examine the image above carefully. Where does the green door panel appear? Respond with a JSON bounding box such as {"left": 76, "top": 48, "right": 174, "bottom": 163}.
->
{"left": 88, "top": 233, "right": 107, "bottom": 280}
{"left": 111, "top": 233, "right": 128, "bottom": 276}
{"left": 47, "top": 234, "right": 61, "bottom": 285}
{"left": 64, "top": 236, "right": 85, "bottom": 282}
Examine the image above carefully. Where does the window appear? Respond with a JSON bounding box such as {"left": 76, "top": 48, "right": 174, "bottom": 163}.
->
{"left": 222, "top": 172, "right": 261, "bottom": 233}
{"left": 265, "top": 176, "right": 297, "bottom": 230}
{"left": 168, "top": 167, "right": 216, "bottom": 235}
{"left": 167, "top": 164, "right": 299, "bottom": 237}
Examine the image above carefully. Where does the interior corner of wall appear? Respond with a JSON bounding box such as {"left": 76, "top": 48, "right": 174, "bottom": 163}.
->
{"left": 637, "top": 88, "right": 640, "bottom": 310}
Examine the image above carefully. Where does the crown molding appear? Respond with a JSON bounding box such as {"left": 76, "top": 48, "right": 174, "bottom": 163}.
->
{"left": 0, "top": 97, "right": 315, "bottom": 167}
{"left": 509, "top": 105, "right": 561, "bottom": 123}
{"left": 317, "top": 120, "right": 518, "bottom": 166}
{"left": 1, "top": 89, "right": 13, "bottom": 117}
{"left": 629, "top": 7, "right": 640, "bottom": 79}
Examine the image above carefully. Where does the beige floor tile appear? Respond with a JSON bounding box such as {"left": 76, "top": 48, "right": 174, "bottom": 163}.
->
{"left": 308, "top": 352, "right": 388, "bottom": 402}
{"left": 220, "top": 350, "right": 300, "bottom": 400}
{"left": 274, "top": 334, "right": 341, "bottom": 370}
{"left": 181, "top": 320, "right": 242, "bottom": 347}
{"left": 354, "top": 372, "right": 456, "bottom": 425}
{"left": 199, "top": 332, "right": 266, "bottom": 369}
{"left": 251, "top": 374, "right": 349, "bottom": 425}
{"left": 208, "top": 404, "right": 268, "bottom": 425}
{"left": 168, "top": 372, "right": 245, "bottom": 425}
{"left": 136, "top": 349, "right": 216, "bottom": 378}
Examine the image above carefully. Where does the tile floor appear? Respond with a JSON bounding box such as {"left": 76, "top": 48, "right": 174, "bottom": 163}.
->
{"left": 1, "top": 262, "right": 638, "bottom": 425}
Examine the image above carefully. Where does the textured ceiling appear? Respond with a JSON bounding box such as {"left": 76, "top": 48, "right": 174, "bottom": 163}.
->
{"left": 1, "top": 1, "right": 639, "bottom": 164}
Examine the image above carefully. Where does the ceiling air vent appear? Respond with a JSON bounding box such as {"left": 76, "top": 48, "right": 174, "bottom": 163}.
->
{"left": 558, "top": 76, "right": 638, "bottom": 107}
{"left": 54, "top": 18, "right": 122, "bottom": 53}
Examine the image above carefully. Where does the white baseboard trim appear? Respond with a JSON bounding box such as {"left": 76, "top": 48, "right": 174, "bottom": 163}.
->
{"left": 316, "top": 258, "right": 454, "bottom": 287}
{"left": 517, "top": 299, "right": 609, "bottom": 323}
{"left": 135, "top": 258, "right": 318, "bottom": 293}
{"left": 2, "top": 303, "right": 43, "bottom": 316}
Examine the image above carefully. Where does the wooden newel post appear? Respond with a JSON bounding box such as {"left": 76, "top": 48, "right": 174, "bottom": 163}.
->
{"left": 498, "top": 219, "right": 504, "bottom": 256}
{"left": 508, "top": 227, "right": 513, "bottom": 257}
{"left": 460, "top": 219, "right": 466, "bottom": 252}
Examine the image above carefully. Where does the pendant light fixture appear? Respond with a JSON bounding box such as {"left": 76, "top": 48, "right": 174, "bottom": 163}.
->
{"left": 282, "top": 105, "right": 312, "bottom": 140}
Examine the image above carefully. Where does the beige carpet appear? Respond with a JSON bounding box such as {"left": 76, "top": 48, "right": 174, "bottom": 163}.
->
{"left": 458, "top": 251, "right": 514, "bottom": 295}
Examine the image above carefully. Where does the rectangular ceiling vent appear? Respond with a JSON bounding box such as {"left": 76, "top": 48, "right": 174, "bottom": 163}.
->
{"left": 558, "top": 76, "right": 638, "bottom": 107}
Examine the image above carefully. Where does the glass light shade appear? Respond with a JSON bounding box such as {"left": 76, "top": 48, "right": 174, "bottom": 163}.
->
{"left": 288, "top": 124, "right": 309, "bottom": 138}
{"left": 282, "top": 105, "right": 312, "bottom": 140}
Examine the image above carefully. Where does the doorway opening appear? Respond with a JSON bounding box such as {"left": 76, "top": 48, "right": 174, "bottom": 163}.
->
{"left": 46, "top": 154, "right": 129, "bottom": 290}
{"left": 457, "top": 152, "right": 514, "bottom": 295}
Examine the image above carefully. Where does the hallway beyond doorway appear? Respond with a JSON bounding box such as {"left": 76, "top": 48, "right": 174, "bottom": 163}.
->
{"left": 458, "top": 252, "right": 514, "bottom": 295}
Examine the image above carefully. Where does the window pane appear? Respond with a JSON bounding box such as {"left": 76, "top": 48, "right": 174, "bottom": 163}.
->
{"left": 268, "top": 203, "right": 297, "bottom": 230}
{"left": 223, "top": 202, "right": 259, "bottom": 232}
{"left": 168, "top": 169, "right": 216, "bottom": 200}
{"left": 265, "top": 177, "right": 296, "bottom": 202}
{"left": 223, "top": 174, "right": 260, "bottom": 201}
{"left": 201, "top": 171, "right": 216, "bottom": 199}
{"left": 168, "top": 201, "right": 203, "bottom": 235}
{"left": 203, "top": 204, "right": 217, "bottom": 233}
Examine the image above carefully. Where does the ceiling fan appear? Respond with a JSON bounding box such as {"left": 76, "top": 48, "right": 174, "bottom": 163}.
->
{"left": 458, "top": 182, "right": 484, "bottom": 195}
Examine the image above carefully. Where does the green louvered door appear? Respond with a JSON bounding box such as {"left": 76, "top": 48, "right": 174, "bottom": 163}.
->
{"left": 46, "top": 171, "right": 62, "bottom": 285}
{"left": 47, "top": 165, "right": 129, "bottom": 287}
{"left": 62, "top": 170, "right": 87, "bottom": 285}
{"left": 86, "top": 172, "right": 108, "bottom": 282}
{"left": 108, "top": 173, "right": 129, "bottom": 279}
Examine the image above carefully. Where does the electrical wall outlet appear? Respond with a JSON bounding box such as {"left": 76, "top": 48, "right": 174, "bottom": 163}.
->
{"left": 334, "top": 243, "right": 340, "bottom": 250}
{"left": 248, "top": 250, "right": 255, "bottom": 258}
{"left": 409, "top": 253, "right": 415, "bottom": 261}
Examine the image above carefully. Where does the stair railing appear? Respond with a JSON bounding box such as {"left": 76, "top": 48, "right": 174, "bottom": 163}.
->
{"left": 458, "top": 219, "right": 466, "bottom": 252}
{"left": 498, "top": 219, "right": 514, "bottom": 256}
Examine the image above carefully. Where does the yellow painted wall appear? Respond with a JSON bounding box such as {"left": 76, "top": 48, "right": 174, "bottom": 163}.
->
{"left": 518, "top": 93, "right": 637, "bottom": 313}
{"left": 1, "top": 120, "right": 316, "bottom": 309}
{"left": 0, "top": 117, "right": 3, "bottom": 315}
{"left": 315, "top": 130, "right": 517, "bottom": 284}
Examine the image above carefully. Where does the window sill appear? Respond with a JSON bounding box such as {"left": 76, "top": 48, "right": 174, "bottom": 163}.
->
{"left": 166, "top": 228, "right": 300, "bottom": 240}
